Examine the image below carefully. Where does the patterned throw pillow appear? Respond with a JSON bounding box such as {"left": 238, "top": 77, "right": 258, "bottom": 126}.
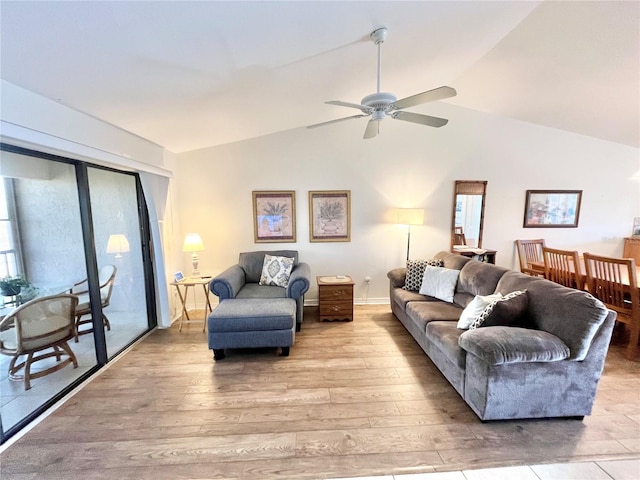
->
{"left": 469, "top": 290, "right": 528, "bottom": 330}
{"left": 403, "top": 259, "right": 444, "bottom": 291}
{"left": 259, "top": 255, "right": 295, "bottom": 287}
{"left": 457, "top": 293, "right": 503, "bottom": 329}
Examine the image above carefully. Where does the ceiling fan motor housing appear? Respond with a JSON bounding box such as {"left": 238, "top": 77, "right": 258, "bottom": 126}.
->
{"left": 361, "top": 92, "right": 397, "bottom": 111}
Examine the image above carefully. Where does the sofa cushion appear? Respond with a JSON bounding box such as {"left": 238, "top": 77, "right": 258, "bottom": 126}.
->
{"left": 495, "top": 271, "right": 609, "bottom": 360}
{"left": 403, "top": 259, "right": 444, "bottom": 291}
{"left": 425, "top": 321, "right": 467, "bottom": 369}
{"left": 458, "top": 261, "right": 509, "bottom": 297}
{"left": 459, "top": 326, "right": 570, "bottom": 365}
{"left": 469, "top": 290, "right": 528, "bottom": 330}
{"left": 406, "top": 300, "right": 463, "bottom": 325}
{"left": 457, "top": 293, "right": 503, "bottom": 329}
{"left": 433, "top": 251, "right": 472, "bottom": 270}
{"left": 239, "top": 250, "right": 299, "bottom": 283}
{"left": 392, "top": 288, "right": 436, "bottom": 310}
{"left": 259, "top": 254, "right": 294, "bottom": 287}
{"left": 419, "top": 266, "right": 460, "bottom": 303}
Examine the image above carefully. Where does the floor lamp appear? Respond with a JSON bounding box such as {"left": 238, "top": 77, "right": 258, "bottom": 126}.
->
{"left": 395, "top": 208, "right": 425, "bottom": 261}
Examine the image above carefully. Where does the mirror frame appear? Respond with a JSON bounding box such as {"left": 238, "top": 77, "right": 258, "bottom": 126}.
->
{"left": 450, "top": 180, "right": 487, "bottom": 250}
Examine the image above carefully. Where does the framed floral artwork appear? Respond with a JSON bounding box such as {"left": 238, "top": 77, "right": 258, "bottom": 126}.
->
{"left": 252, "top": 190, "right": 296, "bottom": 243}
{"left": 309, "top": 190, "right": 351, "bottom": 242}
{"left": 523, "top": 190, "right": 582, "bottom": 228}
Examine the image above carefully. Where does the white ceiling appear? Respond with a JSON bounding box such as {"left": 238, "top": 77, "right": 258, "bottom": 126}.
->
{"left": 1, "top": 1, "right": 638, "bottom": 153}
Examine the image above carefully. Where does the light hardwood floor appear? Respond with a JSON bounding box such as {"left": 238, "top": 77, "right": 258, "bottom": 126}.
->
{"left": 1, "top": 305, "right": 639, "bottom": 479}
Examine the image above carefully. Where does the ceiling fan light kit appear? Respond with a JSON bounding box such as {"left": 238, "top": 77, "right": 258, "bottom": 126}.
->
{"left": 308, "top": 27, "right": 456, "bottom": 139}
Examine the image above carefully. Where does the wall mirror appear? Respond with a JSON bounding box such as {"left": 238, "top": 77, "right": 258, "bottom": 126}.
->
{"left": 451, "top": 180, "right": 487, "bottom": 249}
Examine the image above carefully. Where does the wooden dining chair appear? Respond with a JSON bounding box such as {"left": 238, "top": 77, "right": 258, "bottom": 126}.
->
{"left": 542, "top": 246, "right": 582, "bottom": 289}
{"left": 583, "top": 252, "right": 639, "bottom": 359}
{"left": 515, "top": 239, "right": 546, "bottom": 276}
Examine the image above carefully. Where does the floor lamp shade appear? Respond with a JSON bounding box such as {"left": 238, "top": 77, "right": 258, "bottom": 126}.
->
{"left": 394, "top": 208, "right": 425, "bottom": 261}
{"left": 395, "top": 208, "right": 425, "bottom": 226}
{"left": 183, "top": 233, "right": 205, "bottom": 277}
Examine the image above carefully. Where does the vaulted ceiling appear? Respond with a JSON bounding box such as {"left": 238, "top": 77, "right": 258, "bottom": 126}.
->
{"left": 1, "top": 1, "right": 638, "bottom": 153}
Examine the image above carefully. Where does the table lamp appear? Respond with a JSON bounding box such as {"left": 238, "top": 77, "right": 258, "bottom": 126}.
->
{"left": 106, "top": 234, "right": 130, "bottom": 259}
{"left": 183, "top": 233, "right": 205, "bottom": 277}
{"left": 395, "top": 208, "right": 425, "bottom": 261}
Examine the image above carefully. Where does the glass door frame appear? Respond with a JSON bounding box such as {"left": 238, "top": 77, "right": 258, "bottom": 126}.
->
{"left": 0, "top": 143, "right": 158, "bottom": 443}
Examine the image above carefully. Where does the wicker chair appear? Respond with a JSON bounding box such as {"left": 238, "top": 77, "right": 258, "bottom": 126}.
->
{"left": 0, "top": 294, "right": 79, "bottom": 390}
{"left": 71, "top": 265, "right": 116, "bottom": 341}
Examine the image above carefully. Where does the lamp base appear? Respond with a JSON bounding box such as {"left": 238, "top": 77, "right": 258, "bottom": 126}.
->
{"left": 191, "top": 269, "right": 201, "bottom": 278}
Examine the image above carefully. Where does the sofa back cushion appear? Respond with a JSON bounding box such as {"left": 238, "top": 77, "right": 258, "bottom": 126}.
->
{"left": 495, "top": 271, "right": 609, "bottom": 360}
{"left": 433, "top": 251, "right": 471, "bottom": 271}
{"left": 458, "top": 261, "right": 509, "bottom": 297}
{"left": 239, "top": 250, "right": 299, "bottom": 283}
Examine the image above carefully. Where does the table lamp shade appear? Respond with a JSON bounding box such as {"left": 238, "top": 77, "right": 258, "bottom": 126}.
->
{"left": 183, "top": 233, "right": 204, "bottom": 277}
{"left": 395, "top": 208, "right": 425, "bottom": 225}
{"left": 182, "top": 233, "right": 204, "bottom": 252}
{"left": 106, "top": 234, "right": 130, "bottom": 258}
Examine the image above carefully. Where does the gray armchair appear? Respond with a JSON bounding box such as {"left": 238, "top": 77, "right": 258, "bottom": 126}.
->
{"left": 210, "top": 250, "right": 311, "bottom": 331}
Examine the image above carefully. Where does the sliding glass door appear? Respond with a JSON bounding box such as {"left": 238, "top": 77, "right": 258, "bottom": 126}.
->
{"left": 86, "top": 167, "right": 150, "bottom": 357}
{"left": 0, "top": 146, "right": 156, "bottom": 442}
{"left": 0, "top": 159, "right": 97, "bottom": 433}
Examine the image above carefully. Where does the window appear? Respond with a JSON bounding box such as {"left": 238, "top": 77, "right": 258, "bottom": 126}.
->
{"left": 0, "top": 178, "right": 22, "bottom": 278}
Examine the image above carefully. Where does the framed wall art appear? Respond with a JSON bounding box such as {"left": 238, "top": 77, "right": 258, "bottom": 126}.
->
{"left": 309, "top": 190, "right": 351, "bottom": 242}
{"left": 252, "top": 190, "right": 296, "bottom": 243}
{"left": 523, "top": 190, "right": 582, "bottom": 228}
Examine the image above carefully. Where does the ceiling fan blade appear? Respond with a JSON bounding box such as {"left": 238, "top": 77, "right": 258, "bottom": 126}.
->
{"left": 391, "top": 86, "right": 456, "bottom": 110}
{"left": 326, "top": 100, "right": 372, "bottom": 113}
{"left": 391, "top": 111, "right": 448, "bottom": 128}
{"left": 307, "top": 114, "right": 368, "bottom": 129}
{"left": 363, "top": 119, "right": 379, "bottom": 139}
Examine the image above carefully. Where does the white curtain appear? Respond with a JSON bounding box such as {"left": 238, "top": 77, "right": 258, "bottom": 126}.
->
{"left": 139, "top": 172, "right": 172, "bottom": 328}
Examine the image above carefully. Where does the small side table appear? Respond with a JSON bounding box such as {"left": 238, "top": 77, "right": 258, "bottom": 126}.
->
{"left": 170, "top": 277, "right": 213, "bottom": 332}
{"left": 317, "top": 275, "right": 355, "bottom": 322}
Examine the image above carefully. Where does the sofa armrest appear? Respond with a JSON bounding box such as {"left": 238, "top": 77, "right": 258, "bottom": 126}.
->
{"left": 459, "top": 326, "right": 570, "bottom": 365}
{"left": 287, "top": 262, "right": 311, "bottom": 299}
{"left": 210, "top": 265, "right": 246, "bottom": 300}
{"left": 387, "top": 268, "right": 407, "bottom": 289}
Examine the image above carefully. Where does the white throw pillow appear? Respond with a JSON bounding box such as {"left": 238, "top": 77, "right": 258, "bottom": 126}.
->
{"left": 457, "top": 293, "right": 503, "bottom": 329}
{"left": 259, "top": 254, "right": 294, "bottom": 287}
{"left": 419, "top": 266, "right": 460, "bottom": 303}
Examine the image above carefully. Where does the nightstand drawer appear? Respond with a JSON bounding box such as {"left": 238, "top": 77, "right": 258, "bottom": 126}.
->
{"left": 319, "top": 302, "right": 353, "bottom": 320}
{"left": 319, "top": 286, "right": 353, "bottom": 302}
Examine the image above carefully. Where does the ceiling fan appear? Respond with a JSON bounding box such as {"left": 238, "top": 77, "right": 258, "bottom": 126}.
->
{"left": 307, "top": 27, "right": 456, "bottom": 139}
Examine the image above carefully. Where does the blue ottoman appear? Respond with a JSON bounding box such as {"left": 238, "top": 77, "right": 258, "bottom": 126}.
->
{"left": 208, "top": 298, "right": 296, "bottom": 360}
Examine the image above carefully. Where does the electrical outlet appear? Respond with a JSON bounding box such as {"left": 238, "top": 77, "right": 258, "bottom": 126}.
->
{"left": 365, "top": 276, "right": 371, "bottom": 283}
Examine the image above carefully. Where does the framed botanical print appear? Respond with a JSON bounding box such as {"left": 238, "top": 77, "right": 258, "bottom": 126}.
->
{"left": 523, "top": 190, "right": 582, "bottom": 228}
{"left": 309, "top": 190, "right": 351, "bottom": 242}
{"left": 252, "top": 190, "right": 296, "bottom": 243}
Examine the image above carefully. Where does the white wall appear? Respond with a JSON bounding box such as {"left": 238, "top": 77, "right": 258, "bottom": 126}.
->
{"left": 174, "top": 102, "right": 639, "bottom": 304}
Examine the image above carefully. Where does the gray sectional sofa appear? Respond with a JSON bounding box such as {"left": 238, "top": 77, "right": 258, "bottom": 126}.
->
{"left": 387, "top": 251, "right": 615, "bottom": 421}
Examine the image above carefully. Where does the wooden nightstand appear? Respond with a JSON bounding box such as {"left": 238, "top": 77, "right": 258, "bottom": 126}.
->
{"left": 317, "top": 275, "right": 355, "bottom": 322}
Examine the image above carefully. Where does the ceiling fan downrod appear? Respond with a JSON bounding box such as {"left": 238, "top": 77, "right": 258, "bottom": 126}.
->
{"left": 371, "top": 27, "right": 387, "bottom": 94}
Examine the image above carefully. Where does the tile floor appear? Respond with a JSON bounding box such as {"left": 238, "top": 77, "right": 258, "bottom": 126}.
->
{"left": 328, "top": 458, "right": 640, "bottom": 480}
{"left": 0, "top": 310, "right": 148, "bottom": 431}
